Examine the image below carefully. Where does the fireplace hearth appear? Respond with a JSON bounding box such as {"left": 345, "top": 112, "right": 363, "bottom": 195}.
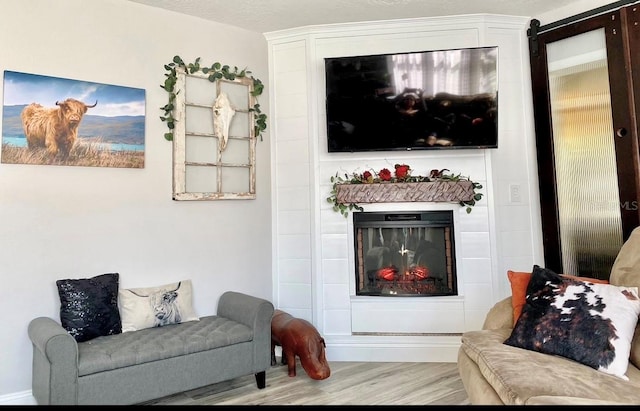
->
{"left": 353, "top": 211, "right": 457, "bottom": 297}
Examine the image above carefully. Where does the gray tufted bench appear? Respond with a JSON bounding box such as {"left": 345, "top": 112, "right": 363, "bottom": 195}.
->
{"left": 28, "top": 291, "right": 274, "bottom": 405}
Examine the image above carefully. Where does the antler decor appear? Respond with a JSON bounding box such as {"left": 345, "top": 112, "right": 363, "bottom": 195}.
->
{"left": 212, "top": 92, "right": 236, "bottom": 152}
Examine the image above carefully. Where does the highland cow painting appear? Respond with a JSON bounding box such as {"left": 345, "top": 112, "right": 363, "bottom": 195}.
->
{"left": 1, "top": 70, "right": 145, "bottom": 168}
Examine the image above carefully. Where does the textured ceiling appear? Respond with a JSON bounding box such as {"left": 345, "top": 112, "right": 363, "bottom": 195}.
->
{"left": 126, "top": 0, "right": 576, "bottom": 33}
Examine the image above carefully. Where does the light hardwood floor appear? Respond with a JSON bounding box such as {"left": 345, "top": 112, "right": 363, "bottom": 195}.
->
{"left": 145, "top": 360, "right": 470, "bottom": 406}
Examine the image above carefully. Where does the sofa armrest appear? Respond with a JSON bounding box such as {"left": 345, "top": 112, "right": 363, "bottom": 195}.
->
{"left": 28, "top": 317, "right": 79, "bottom": 405}
{"left": 482, "top": 296, "right": 514, "bottom": 330}
{"left": 217, "top": 291, "right": 275, "bottom": 372}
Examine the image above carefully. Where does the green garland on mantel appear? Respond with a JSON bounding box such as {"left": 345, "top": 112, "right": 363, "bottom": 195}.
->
{"left": 160, "top": 55, "right": 267, "bottom": 142}
{"left": 327, "top": 165, "right": 484, "bottom": 217}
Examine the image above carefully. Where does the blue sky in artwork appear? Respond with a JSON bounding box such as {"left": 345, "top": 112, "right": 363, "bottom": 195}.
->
{"left": 3, "top": 70, "right": 145, "bottom": 117}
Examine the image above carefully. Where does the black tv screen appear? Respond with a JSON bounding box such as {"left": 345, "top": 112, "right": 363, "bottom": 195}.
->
{"left": 325, "top": 46, "right": 498, "bottom": 152}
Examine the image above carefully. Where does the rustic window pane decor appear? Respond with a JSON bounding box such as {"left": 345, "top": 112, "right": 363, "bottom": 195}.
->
{"left": 161, "top": 56, "right": 267, "bottom": 201}
{"left": 173, "top": 70, "right": 256, "bottom": 200}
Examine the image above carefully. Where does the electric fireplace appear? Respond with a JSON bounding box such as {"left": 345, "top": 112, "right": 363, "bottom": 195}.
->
{"left": 353, "top": 211, "right": 457, "bottom": 297}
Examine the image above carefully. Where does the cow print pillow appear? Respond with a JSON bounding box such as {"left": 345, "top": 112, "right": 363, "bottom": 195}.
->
{"left": 118, "top": 279, "right": 199, "bottom": 332}
{"left": 504, "top": 265, "right": 640, "bottom": 380}
{"left": 56, "top": 273, "right": 122, "bottom": 342}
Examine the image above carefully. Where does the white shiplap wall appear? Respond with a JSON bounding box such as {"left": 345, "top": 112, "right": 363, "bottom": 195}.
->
{"left": 267, "top": 14, "right": 543, "bottom": 362}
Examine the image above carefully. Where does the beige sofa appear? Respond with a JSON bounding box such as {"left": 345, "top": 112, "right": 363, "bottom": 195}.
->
{"left": 458, "top": 227, "right": 640, "bottom": 405}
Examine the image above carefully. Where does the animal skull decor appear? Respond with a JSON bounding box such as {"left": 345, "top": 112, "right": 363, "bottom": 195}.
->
{"left": 212, "top": 92, "right": 236, "bottom": 151}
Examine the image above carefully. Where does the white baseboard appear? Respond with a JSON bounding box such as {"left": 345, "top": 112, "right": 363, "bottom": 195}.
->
{"left": 0, "top": 390, "right": 36, "bottom": 406}
{"left": 324, "top": 335, "right": 462, "bottom": 362}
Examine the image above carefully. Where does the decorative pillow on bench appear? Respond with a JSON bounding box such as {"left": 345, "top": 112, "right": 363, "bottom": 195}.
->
{"left": 504, "top": 265, "right": 640, "bottom": 380}
{"left": 56, "top": 272, "right": 122, "bottom": 342}
{"left": 119, "top": 279, "right": 199, "bottom": 332}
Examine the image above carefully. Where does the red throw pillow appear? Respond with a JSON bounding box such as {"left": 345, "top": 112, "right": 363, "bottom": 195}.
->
{"left": 507, "top": 269, "right": 609, "bottom": 326}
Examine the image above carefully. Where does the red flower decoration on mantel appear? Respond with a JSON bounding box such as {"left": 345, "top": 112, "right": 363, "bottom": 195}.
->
{"left": 378, "top": 168, "right": 392, "bottom": 181}
{"left": 395, "top": 164, "right": 411, "bottom": 180}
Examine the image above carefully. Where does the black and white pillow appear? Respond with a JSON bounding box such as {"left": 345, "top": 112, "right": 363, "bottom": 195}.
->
{"left": 56, "top": 273, "right": 122, "bottom": 342}
{"left": 118, "top": 279, "right": 199, "bottom": 332}
{"left": 504, "top": 265, "right": 640, "bottom": 380}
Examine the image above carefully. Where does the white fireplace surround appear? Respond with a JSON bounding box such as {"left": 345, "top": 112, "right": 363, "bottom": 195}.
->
{"left": 267, "top": 14, "right": 543, "bottom": 362}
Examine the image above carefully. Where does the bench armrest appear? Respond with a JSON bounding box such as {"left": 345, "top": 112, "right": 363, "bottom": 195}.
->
{"left": 217, "top": 292, "right": 275, "bottom": 372}
{"left": 28, "top": 317, "right": 79, "bottom": 405}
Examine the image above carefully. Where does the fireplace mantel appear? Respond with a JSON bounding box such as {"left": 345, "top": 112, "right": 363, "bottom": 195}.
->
{"left": 335, "top": 181, "right": 475, "bottom": 204}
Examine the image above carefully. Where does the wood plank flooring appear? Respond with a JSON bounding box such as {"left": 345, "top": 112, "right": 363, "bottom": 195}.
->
{"left": 145, "top": 360, "right": 470, "bottom": 406}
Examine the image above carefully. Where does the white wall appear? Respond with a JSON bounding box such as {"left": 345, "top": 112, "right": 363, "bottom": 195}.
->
{"left": 0, "top": 0, "right": 271, "bottom": 403}
{"left": 266, "top": 14, "right": 543, "bottom": 362}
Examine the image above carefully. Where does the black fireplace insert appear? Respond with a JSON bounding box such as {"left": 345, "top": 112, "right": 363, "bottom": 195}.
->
{"left": 353, "top": 211, "right": 457, "bottom": 297}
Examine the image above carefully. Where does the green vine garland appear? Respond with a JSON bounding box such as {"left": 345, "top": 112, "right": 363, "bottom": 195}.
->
{"left": 160, "top": 55, "right": 267, "bottom": 142}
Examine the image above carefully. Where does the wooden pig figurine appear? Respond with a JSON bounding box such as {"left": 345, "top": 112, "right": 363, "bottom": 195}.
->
{"left": 271, "top": 309, "right": 331, "bottom": 380}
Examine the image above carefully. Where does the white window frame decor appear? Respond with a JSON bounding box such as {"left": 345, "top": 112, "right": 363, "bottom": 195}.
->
{"left": 161, "top": 56, "right": 266, "bottom": 201}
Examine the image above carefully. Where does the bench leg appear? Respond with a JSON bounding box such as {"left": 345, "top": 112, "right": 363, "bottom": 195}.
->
{"left": 254, "top": 371, "right": 266, "bottom": 389}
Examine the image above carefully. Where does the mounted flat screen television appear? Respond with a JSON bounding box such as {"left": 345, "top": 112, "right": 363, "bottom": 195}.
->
{"left": 325, "top": 46, "right": 498, "bottom": 152}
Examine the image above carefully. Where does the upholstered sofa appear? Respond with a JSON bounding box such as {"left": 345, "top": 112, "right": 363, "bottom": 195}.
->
{"left": 458, "top": 227, "right": 640, "bottom": 405}
{"left": 28, "top": 291, "right": 274, "bottom": 405}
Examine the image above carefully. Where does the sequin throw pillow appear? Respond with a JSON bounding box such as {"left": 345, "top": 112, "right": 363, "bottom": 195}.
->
{"left": 56, "top": 272, "right": 122, "bottom": 342}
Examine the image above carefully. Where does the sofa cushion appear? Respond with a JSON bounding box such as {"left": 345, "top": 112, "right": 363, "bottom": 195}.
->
{"left": 610, "top": 226, "right": 640, "bottom": 290}
{"left": 77, "top": 315, "right": 252, "bottom": 376}
{"left": 56, "top": 273, "right": 122, "bottom": 342}
{"left": 504, "top": 265, "right": 640, "bottom": 380}
{"left": 461, "top": 329, "right": 640, "bottom": 404}
{"left": 525, "top": 395, "right": 639, "bottom": 405}
{"left": 609, "top": 226, "right": 640, "bottom": 370}
{"left": 119, "top": 279, "right": 199, "bottom": 332}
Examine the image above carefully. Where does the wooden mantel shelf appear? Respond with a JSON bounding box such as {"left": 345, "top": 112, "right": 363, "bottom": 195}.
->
{"left": 335, "top": 181, "right": 474, "bottom": 204}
